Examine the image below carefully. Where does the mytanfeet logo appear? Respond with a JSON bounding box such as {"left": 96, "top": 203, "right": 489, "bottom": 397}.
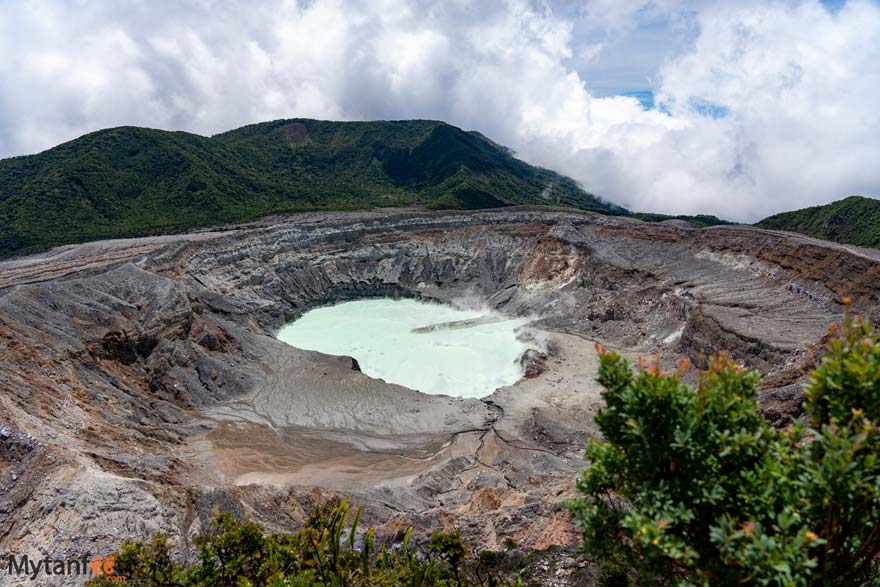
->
{"left": 6, "top": 553, "right": 126, "bottom": 583}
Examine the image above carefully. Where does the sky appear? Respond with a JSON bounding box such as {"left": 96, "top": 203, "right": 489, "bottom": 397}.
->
{"left": 0, "top": 0, "right": 878, "bottom": 221}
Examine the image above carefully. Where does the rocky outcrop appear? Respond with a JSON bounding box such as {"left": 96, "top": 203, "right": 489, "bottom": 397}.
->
{"left": 518, "top": 349, "right": 548, "bottom": 378}
{"left": 0, "top": 206, "right": 876, "bottom": 585}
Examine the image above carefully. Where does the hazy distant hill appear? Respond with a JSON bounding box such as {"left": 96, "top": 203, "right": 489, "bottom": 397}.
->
{"left": 630, "top": 212, "right": 734, "bottom": 228}
{"left": 756, "top": 195, "right": 880, "bottom": 249}
{"left": 0, "top": 119, "right": 623, "bottom": 257}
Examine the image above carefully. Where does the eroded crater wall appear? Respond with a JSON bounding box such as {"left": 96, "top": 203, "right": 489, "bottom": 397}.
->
{"left": 0, "top": 207, "right": 875, "bottom": 585}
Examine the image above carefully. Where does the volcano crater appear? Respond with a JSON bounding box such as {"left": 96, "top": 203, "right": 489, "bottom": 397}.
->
{"left": 2, "top": 206, "right": 877, "bottom": 582}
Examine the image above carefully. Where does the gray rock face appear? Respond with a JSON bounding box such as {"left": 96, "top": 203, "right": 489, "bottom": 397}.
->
{"left": 0, "top": 206, "right": 876, "bottom": 585}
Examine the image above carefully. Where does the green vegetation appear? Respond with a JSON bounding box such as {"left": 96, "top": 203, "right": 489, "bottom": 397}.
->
{"left": 756, "top": 195, "right": 880, "bottom": 249}
{"left": 87, "top": 497, "right": 521, "bottom": 587}
{"left": 629, "top": 212, "right": 734, "bottom": 229}
{"left": 569, "top": 316, "right": 880, "bottom": 586}
{"left": 0, "top": 119, "right": 622, "bottom": 257}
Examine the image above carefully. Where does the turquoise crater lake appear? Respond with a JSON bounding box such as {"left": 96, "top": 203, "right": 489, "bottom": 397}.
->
{"left": 277, "top": 299, "right": 532, "bottom": 398}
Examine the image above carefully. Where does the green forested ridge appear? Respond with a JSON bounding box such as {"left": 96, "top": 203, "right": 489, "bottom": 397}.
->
{"left": 629, "top": 212, "right": 734, "bottom": 228}
{"left": 756, "top": 195, "right": 880, "bottom": 248}
{"left": 0, "top": 119, "right": 622, "bottom": 257}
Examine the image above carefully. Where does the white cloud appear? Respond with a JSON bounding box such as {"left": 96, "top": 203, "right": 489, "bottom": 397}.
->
{"left": 624, "top": 0, "right": 880, "bottom": 219}
{"left": 0, "top": 0, "right": 878, "bottom": 221}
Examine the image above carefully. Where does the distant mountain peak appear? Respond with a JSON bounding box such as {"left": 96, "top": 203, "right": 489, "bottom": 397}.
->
{"left": 0, "top": 118, "right": 622, "bottom": 257}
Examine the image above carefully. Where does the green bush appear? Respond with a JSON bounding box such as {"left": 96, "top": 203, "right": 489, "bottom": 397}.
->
{"left": 87, "top": 497, "right": 521, "bottom": 587}
{"left": 568, "top": 316, "right": 880, "bottom": 586}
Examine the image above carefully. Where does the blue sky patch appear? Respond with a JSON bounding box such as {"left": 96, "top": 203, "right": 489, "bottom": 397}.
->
{"left": 689, "top": 99, "right": 730, "bottom": 118}
{"left": 620, "top": 90, "right": 656, "bottom": 110}
{"left": 820, "top": 0, "right": 848, "bottom": 14}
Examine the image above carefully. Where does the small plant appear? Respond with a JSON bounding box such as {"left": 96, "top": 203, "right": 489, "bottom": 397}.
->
{"left": 430, "top": 531, "right": 466, "bottom": 583}
{"left": 597, "top": 560, "right": 631, "bottom": 587}
{"left": 568, "top": 315, "right": 880, "bottom": 586}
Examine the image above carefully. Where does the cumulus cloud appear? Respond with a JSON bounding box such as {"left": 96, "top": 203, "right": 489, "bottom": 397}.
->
{"left": 556, "top": 0, "right": 880, "bottom": 220}
{"left": 0, "top": 0, "right": 878, "bottom": 221}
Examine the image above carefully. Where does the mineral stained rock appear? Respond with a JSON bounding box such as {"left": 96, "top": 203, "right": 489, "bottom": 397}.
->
{"left": 1, "top": 206, "right": 878, "bottom": 585}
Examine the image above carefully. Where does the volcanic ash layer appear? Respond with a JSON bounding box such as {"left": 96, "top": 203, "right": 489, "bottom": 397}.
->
{"left": 1, "top": 207, "right": 878, "bottom": 584}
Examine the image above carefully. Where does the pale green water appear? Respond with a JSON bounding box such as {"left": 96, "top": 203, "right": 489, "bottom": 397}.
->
{"left": 277, "top": 299, "right": 531, "bottom": 398}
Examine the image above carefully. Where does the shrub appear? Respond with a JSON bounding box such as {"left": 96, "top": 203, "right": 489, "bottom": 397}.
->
{"left": 87, "top": 497, "right": 521, "bottom": 587}
{"left": 568, "top": 315, "right": 880, "bottom": 586}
